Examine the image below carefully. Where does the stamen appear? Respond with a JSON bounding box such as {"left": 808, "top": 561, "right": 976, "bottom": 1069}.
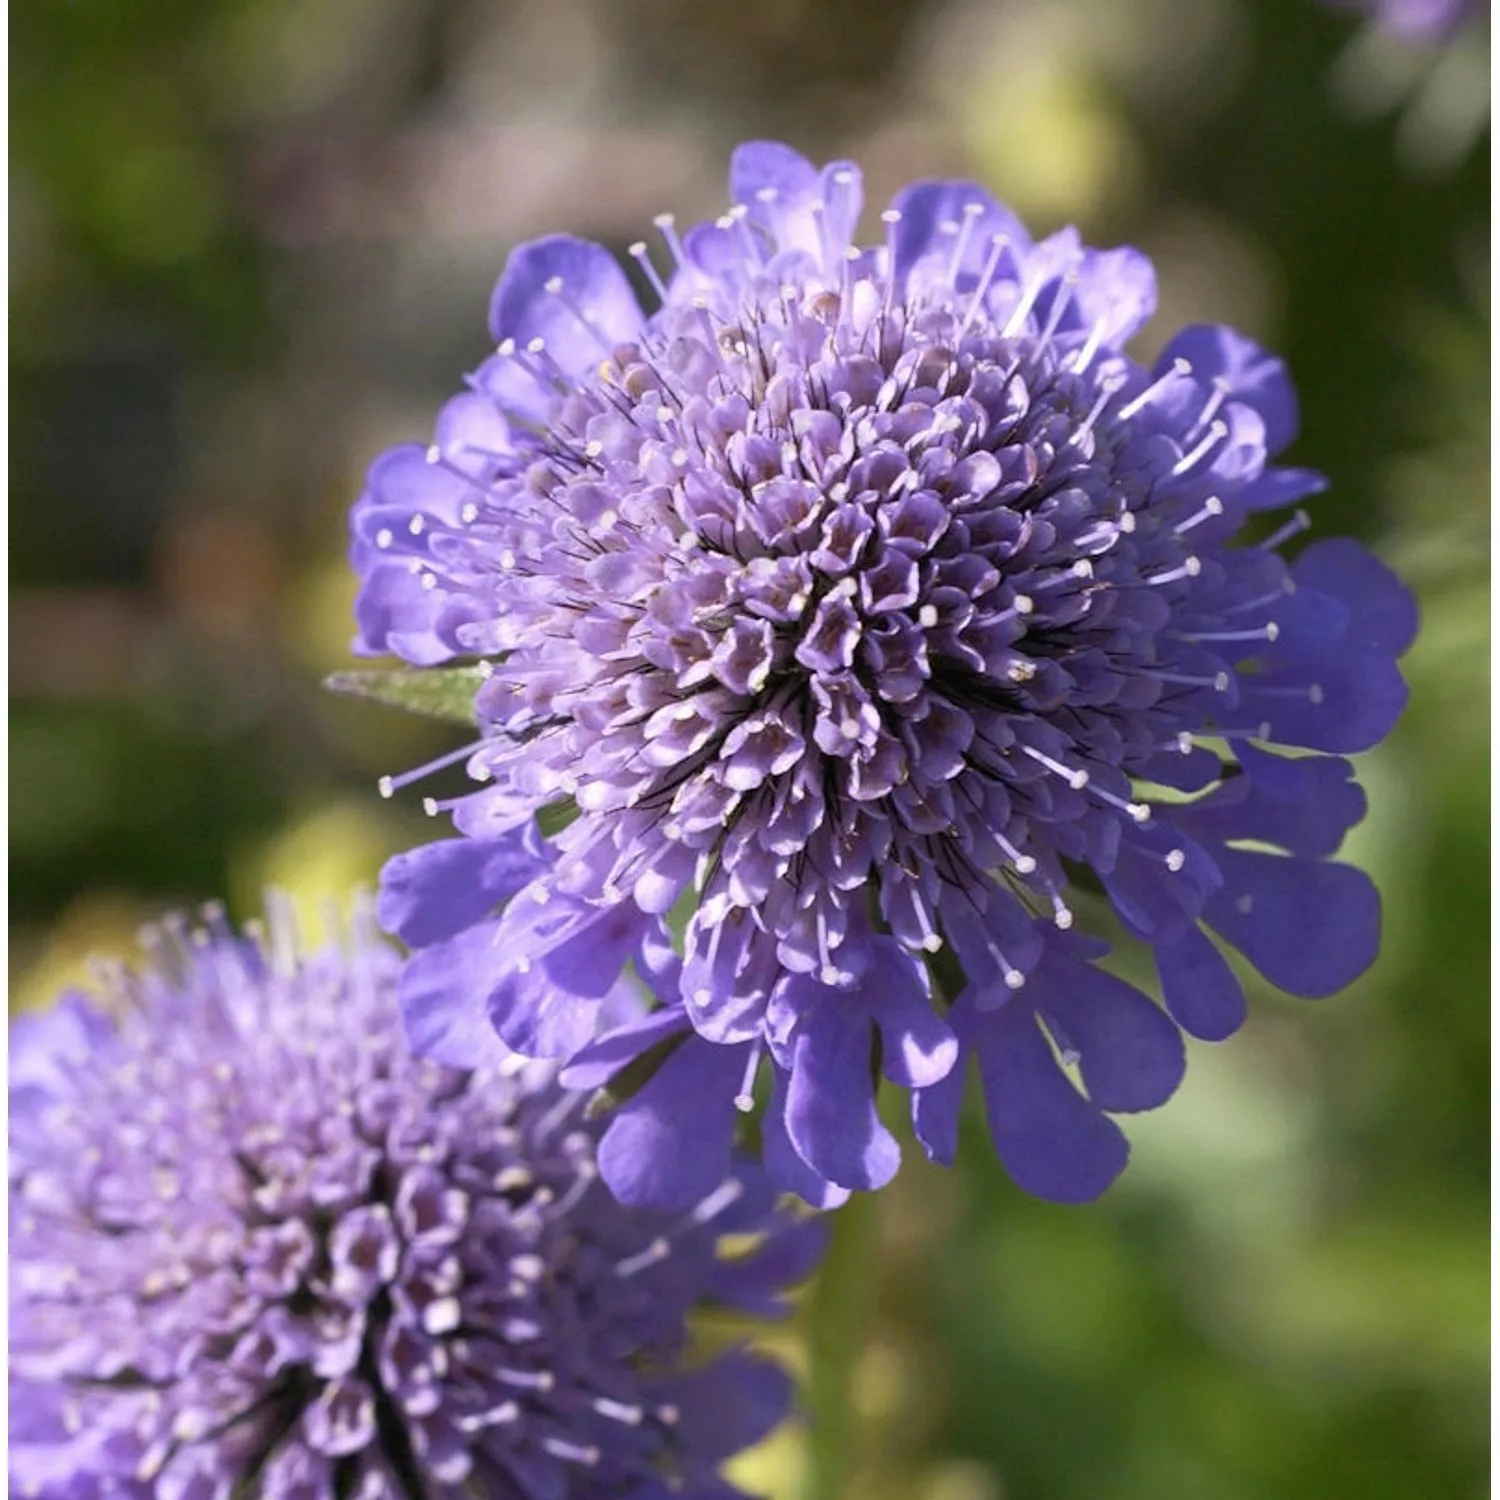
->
{"left": 1186, "top": 375, "right": 1231, "bottom": 441}
{"left": 1001, "top": 269, "right": 1049, "bottom": 337}
{"left": 807, "top": 199, "right": 832, "bottom": 271}
{"left": 993, "top": 832, "right": 1037, "bottom": 876}
{"left": 1171, "top": 420, "right": 1228, "bottom": 476}
{"left": 908, "top": 890, "right": 942, "bottom": 954}
{"left": 615, "top": 1237, "right": 671, "bottom": 1278}
{"left": 593, "top": 1397, "right": 644, "bottom": 1426}
{"left": 678, "top": 1176, "right": 744, "bottom": 1230}
{"left": 455, "top": 1401, "right": 520, "bottom": 1433}
{"left": 521, "top": 336, "right": 573, "bottom": 393}
{"left": 1152, "top": 669, "right": 1232, "bottom": 693}
{"left": 945, "top": 202, "right": 986, "bottom": 288}
{"left": 1089, "top": 785, "right": 1152, "bottom": 823}
{"left": 653, "top": 212, "right": 687, "bottom": 269}
{"left": 973, "top": 938, "right": 1027, "bottom": 1007}
{"left": 1118, "top": 358, "right": 1192, "bottom": 420}
{"left": 1022, "top": 745, "right": 1090, "bottom": 790}
{"left": 1255, "top": 508, "right": 1312, "bottom": 553}
{"left": 880, "top": 208, "right": 902, "bottom": 320}
{"left": 1164, "top": 849, "right": 1187, "bottom": 872}
{"left": 734, "top": 1044, "right": 762, "bottom": 1113}
{"left": 1168, "top": 623, "right": 1279, "bottom": 644}
{"left": 1071, "top": 312, "right": 1110, "bottom": 373}
{"left": 628, "top": 241, "right": 669, "bottom": 305}
{"left": 542, "top": 1438, "right": 600, "bottom": 1466}
{"left": 1033, "top": 268, "right": 1078, "bottom": 351}
{"left": 957, "top": 233, "right": 1010, "bottom": 337}
{"left": 1069, "top": 374, "right": 1126, "bottom": 448}
{"left": 1146, "top": 557, "right": 1202, "bottom": 587}
{"left": 1174, "top": 495, "right": 1224, "bottom": 535}
{"left": 378, "top": 741, "right": 483, "bottom": 799}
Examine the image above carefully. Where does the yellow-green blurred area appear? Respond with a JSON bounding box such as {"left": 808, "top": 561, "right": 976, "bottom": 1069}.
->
{"left": 9, "top": 0, "right": 1488, "bottom": 1495}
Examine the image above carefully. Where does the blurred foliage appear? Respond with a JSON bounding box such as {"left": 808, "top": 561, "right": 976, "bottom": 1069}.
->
{"left": 9, "top": 0, "right": 1488, "bottom": 1497}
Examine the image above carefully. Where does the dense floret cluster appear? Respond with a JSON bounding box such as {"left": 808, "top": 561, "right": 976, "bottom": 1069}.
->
{"left": 9, "top": 899, "right": 817, "bottom": 1498}
{"left": 352, "top": 142, "right": 1414, "bottom": 1208}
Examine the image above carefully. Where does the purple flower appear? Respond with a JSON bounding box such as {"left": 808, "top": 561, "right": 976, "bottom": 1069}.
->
{"left": 9, "top": 897, "right": 819, "bottom": 1499}
{"left": 1329, "top": 0, "right": 1485, "bottom": 41}
{"left": 352, "top": 142, "right": 1415, "bottom": 1209}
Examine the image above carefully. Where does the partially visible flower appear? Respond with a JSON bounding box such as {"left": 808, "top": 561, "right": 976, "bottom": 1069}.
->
{"left": 352, "top": 142, "right": 1414, "bottom": 1209}
{"left": 1326, "top": 0, "right": 1489, "bottom": 172}
{"left": 1328, "top": 0, "right": 1483, "bottom": 42}
{"left": 9, "top": 896, "right": 817, "bottom": 1499}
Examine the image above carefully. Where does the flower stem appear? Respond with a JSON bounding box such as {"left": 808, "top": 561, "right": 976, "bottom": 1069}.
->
{"left": 801, "top": 1189, "right": 878, "bottom": 1500}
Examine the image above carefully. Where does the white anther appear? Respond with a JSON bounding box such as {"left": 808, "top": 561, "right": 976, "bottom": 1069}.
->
{"left": 1165, "top": 849, "right": 1187, "bottom": 872}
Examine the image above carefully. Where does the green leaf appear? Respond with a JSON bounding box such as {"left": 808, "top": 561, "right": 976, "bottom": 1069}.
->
{"left": 323, "top": 666, "right": 488, "bottom": 725}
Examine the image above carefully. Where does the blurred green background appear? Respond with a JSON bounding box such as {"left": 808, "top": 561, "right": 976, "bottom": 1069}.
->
{"left": 10, "top": 0, "right": 1489, "bottom": 1496}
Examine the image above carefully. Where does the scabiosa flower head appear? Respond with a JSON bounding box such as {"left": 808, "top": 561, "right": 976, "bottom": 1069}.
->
{"left": 352, "top": 142, "right": 1415, "bottom": 1209}
{"left": 9, "top": 898, "right": 817, "bottom": 1499}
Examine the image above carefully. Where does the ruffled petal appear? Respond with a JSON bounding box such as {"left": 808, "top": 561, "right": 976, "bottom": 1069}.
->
{"left": 557, "top": 1006, "right": 691, "bottom": 1091}
{"left": 911, "top": 1053, "right": 968, "bottom": 1168}
{"left": 730, "top": 141, "right": 864, "bottom": 261}
{"left": 1046, "top": 242, "right": 1157, "bottom": 348}
{"left": 1228, "top": 654, "right": 1409, "bottom": 755}
{"left": 762, "top": 1067, "right": 851, "bottom": 1210}
{"left": 970, "top": 1001, "right": 1130, "bottom": 1204}
{"left": 886, "top": 181, "right": 1031, "bottom": 286}
{"left": 352, "top": 564, "right": 475, "bottom": 664}
{"left": 376, "top": 829, "right": 547, "bottom": 948}
{"left": 398, "top": 921, "right": 512, "bottom": 1068}
{"left": 1154, "top": 925, "right": 1247, "bottom": 1042}
{"left": 1175, "top": 751, "right": 1367, "bottom": 859}
{"left": 1156, "top": 324, "right": 1300, "bottom": 453}
{"left": 711, "top": 1214, "right": 829, "bottom": 1318}
{"left": 485, "top": 964, "right": 605, "bottom": 1059}
{"left": 1203, "top": 848, "right": 1381, "bottom": 998}
{"left": 786, "top": 1004, "right": 900, "bottom": 1191}
{"left": 1291, "top": 537, "right": 1419, "bottom": 659}
{"left": 493, "top": 889, "right": 645, "bottom": 1001}
{"left": 1030, "top": 947, "right": 1186, "bottom": 1113}
{"left": 1240, "top": 465, "right": 1327, "bottom": 512}
{"left": 487, "top": 234, "right": 644, "bottom": 373}
{"left": 862, "top": 942, "right": 956, "bottom": 1087}
{"left": 595, "top": 1037, "right": 747, "bottom": 1210}
{"left": 664, "top": 1348, "right": 793, "bottom": 1465}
